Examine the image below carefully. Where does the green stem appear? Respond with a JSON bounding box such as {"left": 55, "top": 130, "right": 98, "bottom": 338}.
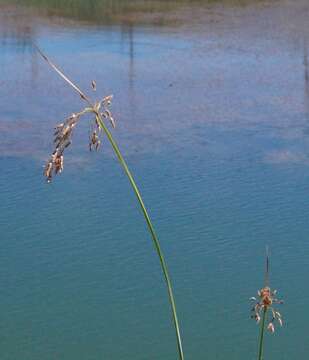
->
{"left": 95, "top": 114, "right": 184, "bottom": 360}
{"left": 258, "top": 307, "right": 267, "bottom": 360}
{"left": 35, "top": 45, "right": 184, "bottom": 359}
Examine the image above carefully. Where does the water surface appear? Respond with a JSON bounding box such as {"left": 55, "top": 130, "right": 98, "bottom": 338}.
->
{"left": 1, "top": 1, "right": 309, "bottom": 359}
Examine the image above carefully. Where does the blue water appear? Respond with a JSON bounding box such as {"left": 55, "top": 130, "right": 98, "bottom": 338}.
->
{"left": 1, "top": 1, "right": 309, "bottom": 359}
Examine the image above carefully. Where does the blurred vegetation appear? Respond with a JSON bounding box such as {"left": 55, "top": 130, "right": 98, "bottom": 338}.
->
{"left": 1, "top": 0, "right": 268, "bottom": 25}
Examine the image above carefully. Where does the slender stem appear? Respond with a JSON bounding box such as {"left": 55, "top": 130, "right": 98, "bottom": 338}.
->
{"left": 35, "top": 44, "right": 184, "bottom": 359}
{"left": 95, "top": 114, "right": 184, "bottom": 360}
{"left": 258, "top": 307, "right": 267, "bottom": 360}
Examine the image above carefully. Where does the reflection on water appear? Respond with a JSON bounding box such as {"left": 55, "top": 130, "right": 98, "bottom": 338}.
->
{"left": 1, "top": 0, "right": 269, "bottom": 27}
{"left": 304, "top": 39, "right": 309, "bottom": 116}
{"left": 0, "top": 0, "right": 275, "bottom": 53}
{"left": 1, "top": 1, "right": 309, "bottom": 360}
{"left": 1, "top": 0, "right": 309, "bottom": 159}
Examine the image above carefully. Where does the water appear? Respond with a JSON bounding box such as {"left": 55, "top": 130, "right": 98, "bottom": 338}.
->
{"left": 1, "top": 0, "right": 309, "bottom": 359}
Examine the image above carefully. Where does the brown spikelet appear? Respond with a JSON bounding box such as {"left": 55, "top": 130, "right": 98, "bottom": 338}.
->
{"left": 250, "top": 249, "right": 284, "bottom": 334}
{"left": 44, "top": 90, "right": 115, "bottom": 182}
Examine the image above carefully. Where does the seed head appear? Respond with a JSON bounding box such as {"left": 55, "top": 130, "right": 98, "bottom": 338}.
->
{"left": 44, "top": 87, "right": 115, "bottom": 182}
{"left": 250, "top": 250, "right": 284, "bottom": 335}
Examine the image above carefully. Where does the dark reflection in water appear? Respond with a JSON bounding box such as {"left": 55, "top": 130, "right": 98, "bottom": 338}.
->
{"left": 1, "top": 0, "right": 270, "bottom": 26}
{"left": 0, "top": 0, "right": 276, "bottom": 53}
{"left": 304, "top": 39, "right": 309, "bottom": 110}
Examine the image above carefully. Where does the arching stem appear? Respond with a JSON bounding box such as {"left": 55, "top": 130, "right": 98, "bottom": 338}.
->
{"left": 95, "top": 113, "right": 184, "bottom": 360}
{"left": 35, "top": 44, "right": 184, "bottom": 360}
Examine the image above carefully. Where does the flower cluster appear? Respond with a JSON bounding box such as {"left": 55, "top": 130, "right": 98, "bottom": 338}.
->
{"left": 44, "top": 94, "right": 115, "bottom": 183}
{"left": 250, "top": 286, "right": 283, "bottom": 333}
{"left": 44, "top": 111, "right": 83, "bottom": 182}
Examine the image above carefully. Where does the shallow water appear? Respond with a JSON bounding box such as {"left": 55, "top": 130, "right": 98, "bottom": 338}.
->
{"left": 1, "top": 1, "right": 309, "bottom": 359}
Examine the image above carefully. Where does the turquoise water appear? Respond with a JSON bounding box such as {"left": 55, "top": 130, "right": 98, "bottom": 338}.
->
{"left": 1, "top": 1, "right": 309, "bottom": 359}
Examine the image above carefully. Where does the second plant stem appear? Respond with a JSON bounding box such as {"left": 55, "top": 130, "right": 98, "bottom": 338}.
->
{"left": 258, "top": 307, "right": 267, "bottom": 360}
